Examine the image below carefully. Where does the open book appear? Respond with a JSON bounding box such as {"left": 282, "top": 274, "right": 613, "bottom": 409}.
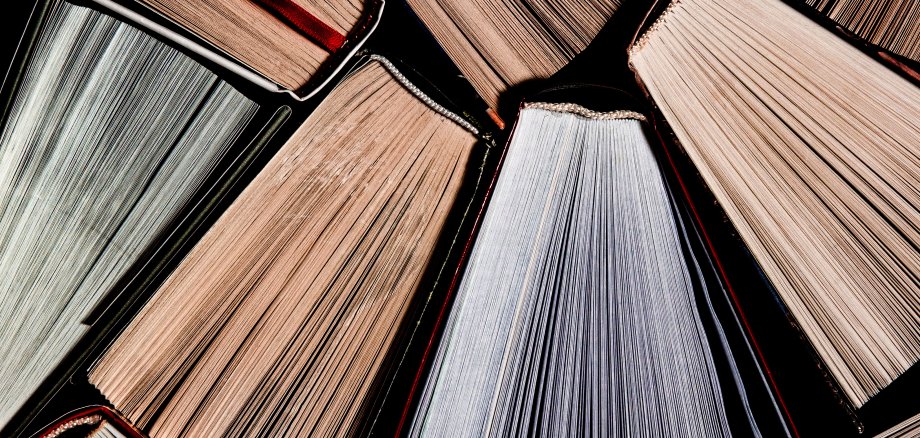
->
{"left": 0, "top": 1, "right": 275, "bottom": 429}
{"left": 87, "top": 58, "right": 486, "bottom": 437}
{"left": 629, "top": 0, "right": 919, "bottom": 431}
{"left": 404, "top": 93, "right": 791, "bottom": 437}
{"left": 404, "top": 0, "right": 620, "bottom": 112}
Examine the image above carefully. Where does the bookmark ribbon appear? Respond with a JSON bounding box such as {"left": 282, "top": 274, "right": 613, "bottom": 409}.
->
{"left": 254, "top": 0, "right": 347, "bottom": 53}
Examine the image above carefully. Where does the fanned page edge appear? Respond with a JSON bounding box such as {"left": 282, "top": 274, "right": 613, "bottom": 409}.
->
{"left": 526, "top": 88, "right": 799, "bottom": 437}
{"left": 343, "top": 54, "right": 498, "bottom": 436}
{"left": 391, "top": 103, "right": 521, "bottom": 438}
{"left": 89, "top": 0, "right": 385, "bottom": 101}
{"left": 628, "top": 0, "right": 918, "bottom": 83}
{"left": 73, "top": 54, "right": 489, "bottom": 438}
{"left": 623, "top": 0, "right": 915, "bottom": 432}
{"left": 394, "top": 98, "right": 643, "bottom": 436}
{"left": 624, "top": 1, "right": 811, "bottom": 433}
{"left": 792, "top": 0, "right": 919, "bottom": 78}
{"left": 0, "top": 4, "right": 294, "bottom": 434}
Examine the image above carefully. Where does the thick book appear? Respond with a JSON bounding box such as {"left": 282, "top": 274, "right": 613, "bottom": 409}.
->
{"left": 403, "top": 0, "right": 621, "bottom": 116}
{"left": 396, "top": 87, "right": 793, "bottom": 437}
{"left": 801, "top": 0, "right": 918, "bottom": 62}
{"left": 628, "top": 0, "right": 920, "bottom": 434}
{"left": 0, "top": 0, "right": 297, "bottom": 432}
{"left": 82, "top": 57, "right": 499, "bottom": 437}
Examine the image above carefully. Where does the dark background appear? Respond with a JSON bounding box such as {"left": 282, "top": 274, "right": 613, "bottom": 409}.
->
{"left": 1, "top": 2, "right": 39, "bottom": 83}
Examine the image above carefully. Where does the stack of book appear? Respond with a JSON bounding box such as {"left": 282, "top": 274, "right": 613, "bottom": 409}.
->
{"left": 0, "top": 0, "right": 915, "bottom": 437}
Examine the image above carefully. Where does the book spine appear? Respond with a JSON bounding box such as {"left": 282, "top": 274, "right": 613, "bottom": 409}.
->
{"left": 38, "top": 406, "right": 142, "bottom": 438}
{"left": 366, "top": 55, "right": 480, "bottom": 135}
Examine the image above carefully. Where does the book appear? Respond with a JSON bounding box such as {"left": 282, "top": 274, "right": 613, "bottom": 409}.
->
{"left": 124, "top": 0, "right": 380, "bottom": 97}
{"left": 404, "top": 0, "right": 621, "bottom": 111}
{"left": 803, "top": 0, "right": 918, "bottom": 61}
{"left": 88, "top": 58, "right": 484, "bottom": 437}
{"left": 9, "top": 0, "right": 916, "bottom": 435}
{"left": 877, "top": 412, "right": 920, "bottom": 438}
{"left": 405, "top": 98, "right": 790, "bottom": 437}
{"left": 86, "top": 421, "right": 126, "bottom": 438}
{"left": 37, "top": 406, "right": 139, "bottom": 438}
{"left": 0, "top": 1, "right": 264, "bottom": 429}
{"left": 629, "top": 0, "right": 919, "bottom": 417}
